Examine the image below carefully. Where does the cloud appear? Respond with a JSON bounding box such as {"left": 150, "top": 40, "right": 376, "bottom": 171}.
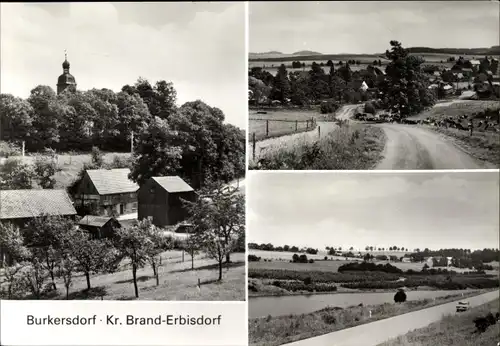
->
{"left": 0, "top": 2, "right": 246, "bottom": 128}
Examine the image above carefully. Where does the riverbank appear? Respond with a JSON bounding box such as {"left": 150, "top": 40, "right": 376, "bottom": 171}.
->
{"left": 249, "top": 290, "right": 486, "bottom": 346}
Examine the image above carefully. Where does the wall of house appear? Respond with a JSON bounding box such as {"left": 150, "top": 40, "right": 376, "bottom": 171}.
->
{"left": 137, "top": 179, "right": 169, "bottom": 226}
{"left": 166, "top": 191, "right": 196, "bottom": 226}
{"left": 99, "top": 193, "right": 137, "bottom": 216}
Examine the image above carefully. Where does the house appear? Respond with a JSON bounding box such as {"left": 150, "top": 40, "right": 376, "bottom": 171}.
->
{"left": 401, "top": 257, "right": 412, "bottom": 263}
{"left": 137, "top": 176, "right": 196, "bottom": 227}
{"left": 74, "top": 168, "right": 139, "bottom": 219}
{"left": 0, "top": 189, "right": 77, "bottom": 266}
{"left": 443, "top": 84, "right": 454, "bottom": 95}
{"left": 78, "top": 215, "right": 121, "bottom": 239}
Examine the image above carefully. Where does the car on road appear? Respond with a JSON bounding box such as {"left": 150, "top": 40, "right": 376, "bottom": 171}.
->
{"left": 456, "top": 301, "right": 470, "bottom": 312}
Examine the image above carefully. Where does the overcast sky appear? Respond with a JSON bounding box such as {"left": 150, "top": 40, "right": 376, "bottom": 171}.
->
{"left": 0, "top": 2, "right": 246, "bottom": 128}
{"left": 248, "top": 172, "right": 500, "bottom": 251}
{"left": 249, "top": 1, "right": 500, "bottom": 54}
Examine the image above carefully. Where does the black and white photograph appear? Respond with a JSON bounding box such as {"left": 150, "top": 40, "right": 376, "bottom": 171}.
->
{"left": 248, "top": 172, "right": 500, "bottom": 346}
{"left": 248, "top": 1, "right": 500, "bottom": 170}
{"left": 0, "top": 2, "right": 245, "bottom": 301}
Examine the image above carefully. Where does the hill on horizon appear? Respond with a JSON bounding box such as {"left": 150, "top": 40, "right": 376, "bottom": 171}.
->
{"left": 249, "top": 46, "right": 500, "bottom": 62}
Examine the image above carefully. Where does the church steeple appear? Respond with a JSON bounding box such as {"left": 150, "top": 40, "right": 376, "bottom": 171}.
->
{"left": 57, "top": 50, "right": 77, "bottom": 95}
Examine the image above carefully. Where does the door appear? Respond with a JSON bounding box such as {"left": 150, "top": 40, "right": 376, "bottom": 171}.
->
{"left": 120, "top": 204, "right": 124, "bottom": 215}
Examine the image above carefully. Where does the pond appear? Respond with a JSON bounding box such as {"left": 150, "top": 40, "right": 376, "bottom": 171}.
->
{"left": 249, "top": 290, "right": 469, "bottom": 318}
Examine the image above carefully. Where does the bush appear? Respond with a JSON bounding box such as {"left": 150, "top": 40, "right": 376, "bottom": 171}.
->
{"left": 248, "top": 254, "right": 261, "bottom": 262}
{"left": 394, "top": 289, "right": 407, "bottom": 303}
{"left": 320, "top": 101, "right": 339, "bottom": 114}
{"left": 0, "top": 141, "right": 21, "bottom": 157}
{"left": 365, "top": 102, "right": 376, "bottom": 114}
{"left": 303, "top": 277, "right": 312, "bottom": 285}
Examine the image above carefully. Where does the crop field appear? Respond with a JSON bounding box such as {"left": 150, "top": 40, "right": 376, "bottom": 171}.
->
{"left": 249, "top": 259, "right": 360, "bottom": 272}
{"left": 411, "top": 100, "right": 500, "bottom": 121}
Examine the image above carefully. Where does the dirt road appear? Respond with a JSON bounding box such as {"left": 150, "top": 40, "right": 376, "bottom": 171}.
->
{"left": 284, "top": 290, "right": 499, "bottom": 346}
{"left": 249, "top": 105, "right": 359, "bottom": 162}
{"left": 374, "top": 124, "right": 488, "bottom": 169}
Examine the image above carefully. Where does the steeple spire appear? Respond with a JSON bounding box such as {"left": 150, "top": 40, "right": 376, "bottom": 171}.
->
{"left": 62, "top": 49, "right": 70, "bottom": 70}
{"left": 65, "top": 49, "right": 67, "bottom": 61}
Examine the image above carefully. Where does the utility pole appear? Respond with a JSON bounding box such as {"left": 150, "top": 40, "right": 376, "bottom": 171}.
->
{"left": 130, "top": 131, "right": 134, "bottom": 154}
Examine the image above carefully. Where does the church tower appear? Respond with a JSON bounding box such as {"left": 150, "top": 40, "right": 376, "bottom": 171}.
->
{"left": 57, "top": 51, "right": 77, "bottom": 95}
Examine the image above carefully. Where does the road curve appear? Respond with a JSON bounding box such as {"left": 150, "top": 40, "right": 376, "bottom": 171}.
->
{"left": 284, "top": 290, "right": 499, "bottom": 346}
{"left": 374, "top": 124, "right": 487, "bottom": 170}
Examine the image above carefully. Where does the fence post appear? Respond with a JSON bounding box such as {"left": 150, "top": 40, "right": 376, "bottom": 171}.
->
{"left": 182, "top": 250, "right": 184, "bottom": 262}
{"left": 295, "top": 120, "right": 298, "bottom": 131}
{"left": 266, "top": 120, "right": 269, "bottom": 137}
{"left": 21, "top": 141, "right": 25, "bottom": 157}
{"left": 198, "top": 278, "right": 201, "bottom": 288}
{"left": 318, "top": 126, "right": 321, "bottom": 139}
{"left": 306, "top": 120, "right": 309, "bottom": 130}
{"left": 252, "top": 133, "right": 256, "bottom": 161}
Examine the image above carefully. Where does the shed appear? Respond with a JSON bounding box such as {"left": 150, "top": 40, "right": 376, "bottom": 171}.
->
{"left": 137, "top": 176, "right": 196, "bottom": 227}
{"left": 78, "top": 215, "right": 121, "bottom": 239}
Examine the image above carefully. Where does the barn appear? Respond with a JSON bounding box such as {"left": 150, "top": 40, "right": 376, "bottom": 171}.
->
{"left": 73, "top": 168, "right": 139, "bottom": 219}
{"left": 137, "top": 176, "right": 196, "bottom": 227}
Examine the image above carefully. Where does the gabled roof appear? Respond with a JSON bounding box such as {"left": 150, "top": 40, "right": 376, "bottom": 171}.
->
{"left": 0, "top": 189, "right": 77, "bottom": 220}
{"left": 79, "top": 215, "right": 119, "bottom": 228}
{"left": 86, "top": 168, "right": 139, "bottom": 195}
{"left": 152, "top": 176, "right": 194, "bottom": 193}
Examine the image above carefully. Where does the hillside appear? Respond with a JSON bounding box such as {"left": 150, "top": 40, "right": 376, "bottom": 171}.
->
{"left": 292, "top": 50, "right": 323, "bottom": 56}
{"left": 408, "top": 46, "right": 500, "bottom": 55}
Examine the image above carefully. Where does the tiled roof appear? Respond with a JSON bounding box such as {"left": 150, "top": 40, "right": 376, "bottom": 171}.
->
{"left": 152, "top": 176, "right": 194, "bottom": 193}
{"left": 86, "top": 168, "right": 139, "bottom": 195}
{"left": 0, "top": 189, "right": 77, "bottom": 220}
{"left": 79, "top": 215, "right": 117, "bottom": 228}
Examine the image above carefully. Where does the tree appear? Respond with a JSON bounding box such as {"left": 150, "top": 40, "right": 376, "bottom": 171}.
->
{"left": 2, "top": 262, "right": 28, "bottom": 299}
{"left": 394, "top": 289, "right": 407, "bottom": 303}
{"left": 115, "top": 221, "right": 152, "bottom": 298}
{"left": 0, "top": 223, "right": 31, "bottom": 265}
{"left": 0, "top": 94, "right": 34, "bottom": 142}
{"left": 144, "top": 221, "right": 172, "bottom": 286}
{"left": 59, "top": 252, "right": 76, "bottom": 300}
{"left": 184, "top": 232, "right": 200, "bottom": 270}
{"left": 24, "top": 215, "right": 76, "bottom": 291}
{"left": 20, "top": 257, "right": 48, "bottom": 299}
{"left": 33, "top": 149, "right": 61, "bottom": 189}
{"left": 271, "top": 64, "right": 291, "bottom": 102}
{"left": 90, "top": 146, "right": 105, "bottom": 168}
{"left": 184, "top": 182, "right": 244, "bottom": 281}
{"left": 0, "top": 158, "right": 34, "bottom": 190}
{"left": 68, "top": 229, "right": 118, "bottom": 291}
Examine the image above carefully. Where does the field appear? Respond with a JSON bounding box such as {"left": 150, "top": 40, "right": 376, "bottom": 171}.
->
{"left": 379, "top": 299, "right": 500, "bottom": 346}
{"left": 0, "top": 152, "right": 131, "bottom": 189}
{"left": 249, "top": 291, "right": 485, "bottom": 346}
{"left": 410, "top": 100, "right": 500, "bottom": 121}
{"left": 249, "top": 110, "right": 318, "bottom": 141}
{"left": 1, "top": 251, "right": 245, "bottom": 301}
{"left": 249, "top": 249, "right": 414, "bottom": 260}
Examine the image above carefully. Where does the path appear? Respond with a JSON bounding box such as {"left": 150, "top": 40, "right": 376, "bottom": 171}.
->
{"left": 250, "top": 105, "right": 360, "bottom": 161}
{"left": 374, "top": 124, "right": 487, "bottom": 169}
{"left": 284, "top": 290, "right": 499, "bottom": 346}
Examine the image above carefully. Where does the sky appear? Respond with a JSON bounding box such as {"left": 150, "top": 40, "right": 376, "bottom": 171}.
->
{"left": 249, "top": 1, "right": 500, "bottom": 54}
{"left": 248, "top": 172, "right": 500, "bottom": 251}
{"left": 0, "top": 2, "right": 246, "bottom": 128}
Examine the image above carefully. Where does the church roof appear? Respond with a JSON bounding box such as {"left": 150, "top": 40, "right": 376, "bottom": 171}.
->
{"left": 58, "top": 73, "right": 76, "bottom": 85}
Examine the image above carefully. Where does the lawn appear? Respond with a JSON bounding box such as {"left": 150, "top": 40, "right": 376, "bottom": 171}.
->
{"left": 249, "top": 110, "right": 319, "bottom": 141}
{"left": 3, "top": 251, "right": 245, "bottom": 301}
{"left": 250, "top": 123, "right": 386, "bottom": 170}
{"left": 249, "top": 291, "right": 484, "bottom": 346}
{"left": 378, "top": 299, "right": 500, "bottom": 346}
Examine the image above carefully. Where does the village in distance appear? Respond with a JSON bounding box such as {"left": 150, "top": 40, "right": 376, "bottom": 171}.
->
{"left": 0, "top": 3, "right": 246, "bottom": 301}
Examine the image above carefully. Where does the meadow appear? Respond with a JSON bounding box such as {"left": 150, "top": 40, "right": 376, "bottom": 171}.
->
{"left": 1, "top": 251, "right": 245, "bottom": 301}
{"left": 0, "top": 151, "right": 131, "bottom": 189}
{"left": 249, "top": 291, "right": 485, "bottom": 346}
{"left": 249, "top": 110, "right": 318, "bottom": 141}
{"left": 378, "top": 299, "right": 500, "bottom": 346}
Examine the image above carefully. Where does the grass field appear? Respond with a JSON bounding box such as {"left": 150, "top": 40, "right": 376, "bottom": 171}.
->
{"left": 249, "top": 110, "right": 320, "bottom": 141}
{"left": 411, "top": 100, "right": 500, "bottom": 121}
{"left": 3, "top": 252, "right": 245, "bottom": 301}
{"left": 249, "top": 249, "right": 414, "bottom": 260}
{"left": 378, "top": 299, "right": 500, "bottom": 346}
{"left": 1, "top": 152, "right": 131, "bottom": 189}
{"left": 251, "top": 123, "right": 386, "bottom": 170}
{"left": 249, "top": 291, "right": 484, "bottom": 346}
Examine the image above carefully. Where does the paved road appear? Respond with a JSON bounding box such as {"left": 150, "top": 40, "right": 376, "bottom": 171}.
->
{"left": 374, "top": 124, "right": 487, "bottom": 170}
{"left": 284, "top": 290, "right": 499, "bottom": 346}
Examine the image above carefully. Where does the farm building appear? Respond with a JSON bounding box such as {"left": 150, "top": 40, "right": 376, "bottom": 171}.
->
{"left": 73, "top": 168, "right": 139, "bottom": 219}
{"left": 401, "top": 257, "right": 412, "bottom": 263}
{"left": 0, "top": 189, "right": 77, "bottom": 266}
{"left": 78, "top": 215, "right": 121, "bottom": 239}
{"left": 137, "top": 176, "right": 196, "bottom": 227}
